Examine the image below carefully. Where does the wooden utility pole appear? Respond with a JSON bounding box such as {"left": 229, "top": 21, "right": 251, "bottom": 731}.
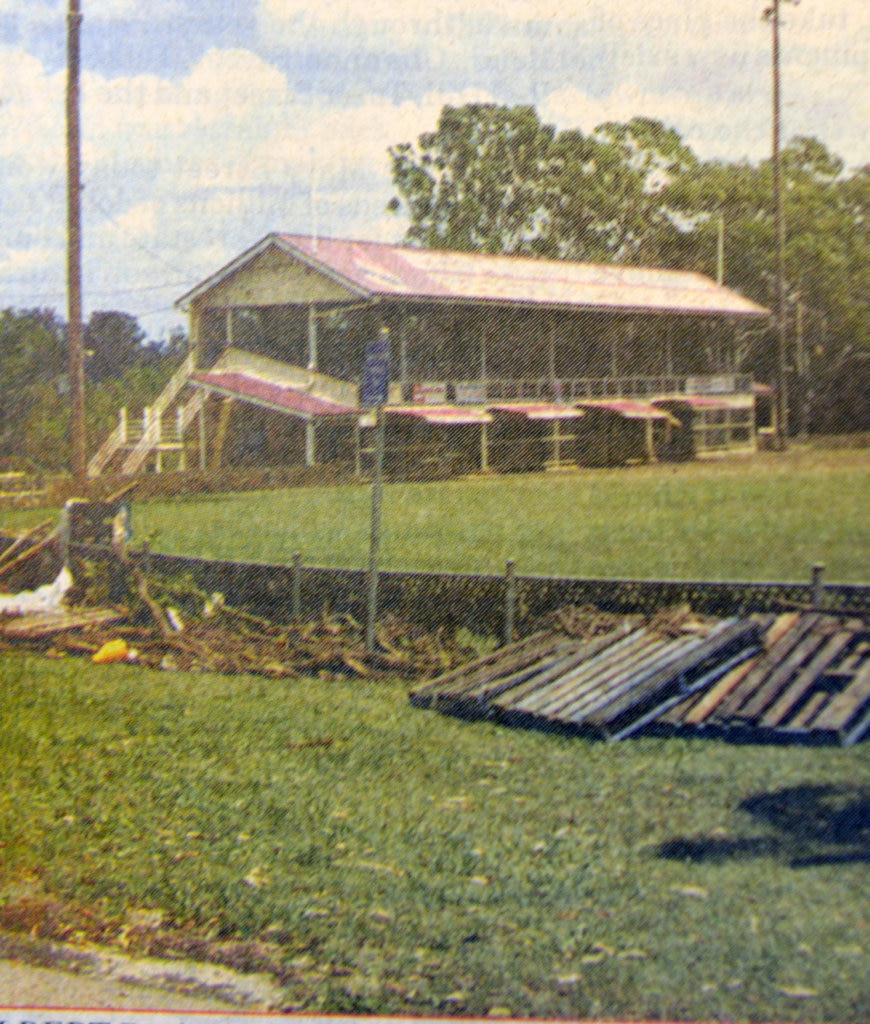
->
{"left": 765, "top": 0, "right": 798, "bottom": 450}
{"left": 66, "top": 0, "right": 87, "bottom": 481}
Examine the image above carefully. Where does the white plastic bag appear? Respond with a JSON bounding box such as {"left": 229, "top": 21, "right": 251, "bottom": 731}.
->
{"left": 0, "top": 566, "right": 74, "bottom": 616}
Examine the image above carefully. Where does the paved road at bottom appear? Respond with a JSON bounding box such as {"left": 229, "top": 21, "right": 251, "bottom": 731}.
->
{"left": 0, "top": 957, "right": 239, "bottom": 1011}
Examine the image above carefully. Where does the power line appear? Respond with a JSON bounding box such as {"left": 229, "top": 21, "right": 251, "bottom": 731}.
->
{"left": 1, "top": 279, "right": 190, "bottom": 298}
{"left": 84, "top": 192, "right": 195, "bottom": 278}
{"left": 135, "top": 303, "right": 186, "bottom": 320}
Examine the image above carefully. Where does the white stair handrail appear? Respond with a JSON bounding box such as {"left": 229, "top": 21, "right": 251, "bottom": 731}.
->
{"left": 120, "top": 353, "right": 195, "bottom": 475}
{"left": 87, "top": 409, "right": 125, "bottom": 477}
{"left": 89, "top": 352, "right": 196, "bottom": 477}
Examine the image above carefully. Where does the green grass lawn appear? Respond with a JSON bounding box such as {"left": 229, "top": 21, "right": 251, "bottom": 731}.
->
{"left": 2, "top": 448, "right": 867, "bottom": 581}
{"left": 104, "top": 448, "right": 870, "bottom": 581}
{"left": 1, "top": 653, "right": 867, "bottom": 1019}
{"left": 1, "top": 448, "right": 867, "bottom": 1016}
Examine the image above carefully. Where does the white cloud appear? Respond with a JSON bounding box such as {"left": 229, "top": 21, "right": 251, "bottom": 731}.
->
{"left": 541, "top": 82, "right": 770, "bottom": 163}
{"left": 0, "top": 0, "right": 182, "bottom": 23}
{"left": 110, "top": 200, "right": 159, "bottom": 238}
{"left": 81, "top": 47, "right": 291, "bottom": 168}
{"left": 257, "top": 0, "right": 610, "bottom": 54}
{"left": 199, "top": 87, "right": 491, "bottom": 192}
{"left": 0, "top": 44, "right": 489, "bottom": 333}
{"left": 258, "top": 0, "right": 868, "bottom": 49}
{"left": 0, "top": 246, "right": 57, "bottom": 277}
{"left": 0, "top": 49, "right": 65, "bottom": 168}
{"left": 259, "top": 0, "right": 583, "bottom": 29}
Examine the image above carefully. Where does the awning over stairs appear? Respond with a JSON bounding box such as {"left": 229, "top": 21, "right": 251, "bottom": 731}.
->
{"left": 190, "top": 370, "right": 357, "bottom": 420}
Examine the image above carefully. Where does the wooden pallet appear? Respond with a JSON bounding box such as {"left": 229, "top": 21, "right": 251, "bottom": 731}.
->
{"left": 410, "top": 614, "right": 762, "bottom": 742}
{"left": 411, "top": 610, "right": 870, "bottom": 746}
{"left": 665, "top": 614, "right": 870, "bottom": 745}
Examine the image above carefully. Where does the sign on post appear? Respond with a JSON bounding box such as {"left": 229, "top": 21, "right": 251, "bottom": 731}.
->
{"left": 361, "top": 327, "right": 391, "bottom": 408}
{"left": 363, "top": 328, "right": 390, "bottom": 653}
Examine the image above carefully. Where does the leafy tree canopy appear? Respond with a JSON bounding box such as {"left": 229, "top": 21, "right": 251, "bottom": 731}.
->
{"left": 388, "top": 103, "right": 700, "bottom": 263}
{"left": 389, "top": 104, "right": 868, "bottom": 364}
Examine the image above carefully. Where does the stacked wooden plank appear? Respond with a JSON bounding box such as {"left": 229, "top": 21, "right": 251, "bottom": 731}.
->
{"left": 411, "top": 609, "right": 870, "bottom": 746}
{"left": 660, "top": 613, "right": 870, "bottom": 745}
{"left": 0, "top": 606, "right": 124, "bottom": 639}
{"left": 410, "top": 614, "right": 763, "bottom": 741}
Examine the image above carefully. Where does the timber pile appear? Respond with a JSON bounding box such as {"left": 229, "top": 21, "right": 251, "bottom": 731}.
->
{"left": 659, "top": 612, "right": 870, "bottom": 745}
{"left": 411, "top": 607, "right": 763, "bottom": 741}
{"left": 5, "top": 606, "right": 474, "bottom": 680}
{"left": 411, "top": 608, "right": 870, "bottom": 746}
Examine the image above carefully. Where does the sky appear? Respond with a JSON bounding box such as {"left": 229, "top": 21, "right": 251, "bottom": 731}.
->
{"left": 0, "top": 0, "right": 867, "bottom": 340}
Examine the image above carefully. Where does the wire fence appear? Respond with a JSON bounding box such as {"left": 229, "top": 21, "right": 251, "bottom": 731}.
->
{"left": 73, "top": 544, "right": 870, "bottom": 638}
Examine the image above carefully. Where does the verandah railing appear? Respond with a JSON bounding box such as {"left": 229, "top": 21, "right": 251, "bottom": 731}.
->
{"left": 408, "top": 374, "right": 754, "bottom": 404}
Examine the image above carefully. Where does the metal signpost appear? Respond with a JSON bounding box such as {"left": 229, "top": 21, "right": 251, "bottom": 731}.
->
{"left": 362, "top": 327, "right": 391, "bottom": 653}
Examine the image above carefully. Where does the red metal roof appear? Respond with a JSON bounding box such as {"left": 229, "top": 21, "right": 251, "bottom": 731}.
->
{"left": 655, "top": 394, "right": 752, "bottom": 411}
{"left": 190, "top": 371, "right": 356, "bottom": 418}
{"left": 575, "top": 399, "right": 676, "bottom": 421}
{"left": 488, "top": 403, "right": 585, "bottom": 421}
{"left": 387, "top": 405, "right": 492, "bottom": 425}
{"left": 277, "top": 234, "right": 768, "bottom": 317}
{"left": 179, "top": 233, "right": 769, "bottom": 318}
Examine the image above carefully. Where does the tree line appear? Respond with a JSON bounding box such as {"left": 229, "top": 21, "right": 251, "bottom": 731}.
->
{"left": 0, "top": 308, "right": 185, "bottom": 473}
{"left": 389, "top": 103, "right": 869, "bottom": 433}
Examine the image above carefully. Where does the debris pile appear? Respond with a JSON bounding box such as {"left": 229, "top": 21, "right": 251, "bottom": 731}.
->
{"left": 0, "top": 526, "right": 478, "bottom": 680}
{"left": 0, "top": 518, "right": 57, "bottom": 585}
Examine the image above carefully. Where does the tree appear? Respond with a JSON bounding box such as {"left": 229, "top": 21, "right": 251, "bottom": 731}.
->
{"left": 388, "top": 103, "right": 696, "bottom": 263}
{"left": 658, "top": 138, "right": 869, "bottom": 382}
{"left": 84, "top": 310, "right": 149, "bottom": 383}
{"left": 388, "top": 103, "right": 557, "bottom": 254}
{"left": 0, "top": 308, "right": 66, "bottom": 461}
{"left": 0, "top": 307, "right": 189, "bottom": 471}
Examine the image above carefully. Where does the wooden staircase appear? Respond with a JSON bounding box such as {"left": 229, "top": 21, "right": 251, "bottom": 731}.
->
{"left": 87, "top": 353, "right": 199, "bottom": 477}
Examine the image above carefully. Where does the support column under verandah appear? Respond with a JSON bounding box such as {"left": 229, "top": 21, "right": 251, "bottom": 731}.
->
{"left": 198, "top": 397, "right": 207, "bottom": 472}
{"left": 480, "top": 421, "right": 490, "bottom": 473}
{"left": 306, "top": 305, "right": 318, "bottom": 464}
{"left": 544, "top": 419, "right": 575, "bottom": 471}
{"left": 643, "top": 416, "right": 657, "bottom": 463}
{"left": 305, "top": 419, "right": 316, "bottom": 467}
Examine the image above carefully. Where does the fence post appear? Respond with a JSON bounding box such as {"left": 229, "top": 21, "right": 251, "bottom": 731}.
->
{"left": 292, "top": 551, "right": 303, "bottom": 620}
{"left": 504, "top": 558, "right": 516, "bottom": 644}
{"left": 58, "top": 502, "right": 72, "bottom": 566}
{"left": 811, "top": 563, "right": 825, "bottom": 611}
{"left": 140, "top": 539, "right": 152, "bottom": 576}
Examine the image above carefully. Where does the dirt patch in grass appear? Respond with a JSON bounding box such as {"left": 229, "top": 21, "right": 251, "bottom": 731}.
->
{"left": 0, "top": 896, "right": 288, "bottom": 975}
{"left": 0, "top": 893, "right": 325, "bottom": 1010}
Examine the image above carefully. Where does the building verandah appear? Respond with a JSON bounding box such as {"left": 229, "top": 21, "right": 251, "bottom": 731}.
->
{"left": 88, "top": 233, "right": 769, "bottom": 478}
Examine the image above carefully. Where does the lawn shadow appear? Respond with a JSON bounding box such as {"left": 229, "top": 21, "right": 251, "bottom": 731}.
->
{"left": 657, "top": 783, "right": 870, "bottom": 868}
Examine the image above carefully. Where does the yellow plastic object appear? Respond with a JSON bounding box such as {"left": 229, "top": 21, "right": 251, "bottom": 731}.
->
{"left": 92, "top": 638, "right": 129, "bottom": 664}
